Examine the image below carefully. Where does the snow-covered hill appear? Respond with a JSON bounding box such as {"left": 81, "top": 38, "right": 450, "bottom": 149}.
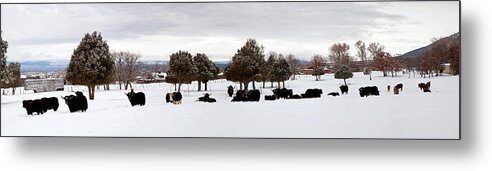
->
{"left": 0, "top": 72, "right": 459, "bottom": 139}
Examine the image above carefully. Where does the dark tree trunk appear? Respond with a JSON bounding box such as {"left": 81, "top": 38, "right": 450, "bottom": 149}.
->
{"left": 204, "top": 81, "right": 208, "bottom": 91}
{"left": 198, "top": 81, "right": 202, "bottom": 91}
{"left": 277, "top": 81, "right": 280, "bottom": 88}
{"left": 344, "top": 79, "right": 347, "bottom": 86}
{"left": 88, "top": 85, "right": 95, "bottom": 100}
{"left": 244, "top": 82, "right": 249, "bottom": 90}
{"left": 11, "top": 87, "right": 15, "bottom": 95}
{"left": 262, "top": 81, "right": 265, "bottom": 88}
{"left": 252, "top": 81, "right": 256, "bottom": 90}
{"left": 240, "top": 82, "right": 243, "bottom": 91}
{"left": 282, "top": 81, "right": 285, "bottom": 88}
{"left": 178, "top": 83, "right": 182, "bottom": 92}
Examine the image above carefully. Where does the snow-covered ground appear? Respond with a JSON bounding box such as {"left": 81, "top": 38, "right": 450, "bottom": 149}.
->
{"left": 0, "top": 71, "right": 459, "bottom": 139}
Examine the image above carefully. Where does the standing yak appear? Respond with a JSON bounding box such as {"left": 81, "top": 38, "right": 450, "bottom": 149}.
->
{"left": 166, "top": 92, "right": 183, "bottom": 104}
{"left": 22, "top": 99, "right": 45, "bottom": 115}
{"left": 62, "top": 91, "right": 88, "bottom": 112}
{"left": 227, "top": 85, "right": 234, "bottom": 97}
{"left": 126, "top": 89, "right": 146, "bottom": 106}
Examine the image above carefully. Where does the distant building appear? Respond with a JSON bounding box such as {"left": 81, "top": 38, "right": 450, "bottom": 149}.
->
{"left": 441, "top": 63, "right": 454, "bottom": 75}
{"left": 24, "top": 78, "right": 64, "bottom": 93}
{"left": 299, "top": 64, "right": 333, "bottom": 75}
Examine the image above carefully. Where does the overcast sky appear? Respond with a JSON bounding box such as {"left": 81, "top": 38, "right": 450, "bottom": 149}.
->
{"left": 1, "top": 1, "right": 459, "bottom": 62}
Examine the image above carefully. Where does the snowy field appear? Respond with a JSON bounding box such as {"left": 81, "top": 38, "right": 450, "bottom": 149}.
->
{"left": 0, "top": 72, "right": 459, "bottom": 139}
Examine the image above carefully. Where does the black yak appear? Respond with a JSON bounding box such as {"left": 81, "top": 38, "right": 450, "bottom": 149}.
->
{"left": 126, "top": 90, "right": 146, "bottom": 106}
{"left": 393, "top": 86, "right": 400, "bottom": 95}
{"left": 62, "top": 91, "right": 88, "bottom": 112}
{"left": 41, "top": 97, "right": 59, "bottom": 112}
{"left": 339, "top": 85, "right": 348, "bottom": 94}
{"left": 419, "top": 82, "right": 431, "bottom": 92}
{"left": 395, "top": 83, "right": 403, "bottom": 91}
{"left": 227, "top": 85, "right": 234, "bottom": 97}
{"left": 288, "top": 94, "right": 302, "bottom": 99}
{"left": 247, "top": 90, "right": 261, "bottom": 101}
{"left": 22, "top": 99, "right": 45, "bottom": 115}
{"left": 301, "top": 89, "right": 323, "bottom": 98}
{"left": 264, "top": 95, "right": 277, "bottom": 101}
{"left": 231, "top": 90, "right": 261, "bottom": 102}
{"left": 197, "top": 93, "right": 217, "bottom": 103}
{"left": 272, "top": 88, "right": 293, "bottom": 99}
{"left": 359, "top": 86, "right": 380, "bottom": 97}
{"left": 418, "top": 82, "right": 431, "bottom": 91}
{"left": 327, "top": 92, "right": 340, "bottom": 96}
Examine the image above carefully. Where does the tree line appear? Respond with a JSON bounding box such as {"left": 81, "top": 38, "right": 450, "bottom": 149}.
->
{"left": 1, "top": 31, "right": 459, "bottom": 99}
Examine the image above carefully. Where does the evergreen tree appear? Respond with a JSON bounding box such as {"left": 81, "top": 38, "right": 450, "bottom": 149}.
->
{"left": 166, "top": 50, "right": 197, "bottom": 92}
{"left": 193, "top": 53, "right": 219, "bottom": 91}
{"left": 1, "top": 31, "right": 8, "bottom": 85}
{"left": 65, "top": 31, "right": 114, "bottom": 100}
{"left": 270, "top": 55, "right": 291, "bottom": 88}
{"left": 223, "top": 39, "right": 265, "bottom": 90}
{"left": 334, "top": 65, "right": 353, "bottom": 86}
{"left": 265, "top": 52, "right": 277, "bottom": 87}
{"left": 4, "top": 62, "right": 21, "bottom": 95}
{"left": 165, "top": 71, "right": 178, "bottom": 91}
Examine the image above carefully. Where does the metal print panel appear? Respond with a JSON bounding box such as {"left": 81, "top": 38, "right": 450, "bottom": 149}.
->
{"left": 0, "top": 1, "right": 460, "bottom": 139}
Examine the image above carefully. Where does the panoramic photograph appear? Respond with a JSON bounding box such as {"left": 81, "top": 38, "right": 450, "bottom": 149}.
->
{"left": 0, "top": 1, "right": 460, "bottom": 138}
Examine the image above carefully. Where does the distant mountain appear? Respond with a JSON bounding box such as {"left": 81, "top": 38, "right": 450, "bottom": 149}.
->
{"left": 19, "top": 60, "right": 68, "bottom": 72}
{"left": 399, "top": 32, "right": 460, "bottom": 59}
{"left": 399, "top": 46, "right": 430, "bottom": 59}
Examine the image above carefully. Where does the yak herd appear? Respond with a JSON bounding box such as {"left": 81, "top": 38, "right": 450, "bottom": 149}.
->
{"left": 21, "top": 82, "right": 432, "bottom": 116}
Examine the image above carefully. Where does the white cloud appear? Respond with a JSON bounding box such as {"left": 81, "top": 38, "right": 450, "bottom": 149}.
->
{"left": 1, "top": 2, "right": 459, "bottom": 61}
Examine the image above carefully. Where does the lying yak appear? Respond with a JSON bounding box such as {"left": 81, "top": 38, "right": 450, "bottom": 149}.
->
{"left": 231, "top": 90, "right": 260, "bottom": 102}
{"left": 339, "top": 85, "right": 348, "bottom": 94}
{"left": 327, "top": 92, "right": 340, "bottom": 96}
{"left": 264, "top": 95, "right": 277, "bottom": 101}
{"left": 166, "top": 92, "right": 183, "bottom": 104}
{"left": 227, "top": 85, "right": 234, "bottom": 97}
{"left": 22, "top": 99, "right": 45, "bottom": 115}
{"left": 272, "top": 88, "right": 293, "bottom": 99}
{"left": 301, "top": 89, "right": 323, "bottom": 98}
{"left": 126, "top": 90, "right": 146, "bottom": 106}
{"left": 197, "top": 93, "right": 217, "bottom": 103}
{"left": 359, "top": 86, "right": 380, "bottom": 97}
{"left": 62, "top": 91, "right": 88, "bottom": 112}
{"left": 287, "top": 94, "right": 302, "bottom": 99}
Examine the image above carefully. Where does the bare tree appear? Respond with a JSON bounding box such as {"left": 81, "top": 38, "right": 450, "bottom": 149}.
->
{"left": 286, "top": 54, "right": 300, "bottom": 80}
{"left": 328, "top": 43, "right": 350, "bottom": 69}
{"left": 355, "top": 40, "right": 372, "bottom": 80}
{"left": 111, "top": 51, "right": 140, "bottom": 90}
{"left": 310, "top": 54, "right": 326, "bottom": 81}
